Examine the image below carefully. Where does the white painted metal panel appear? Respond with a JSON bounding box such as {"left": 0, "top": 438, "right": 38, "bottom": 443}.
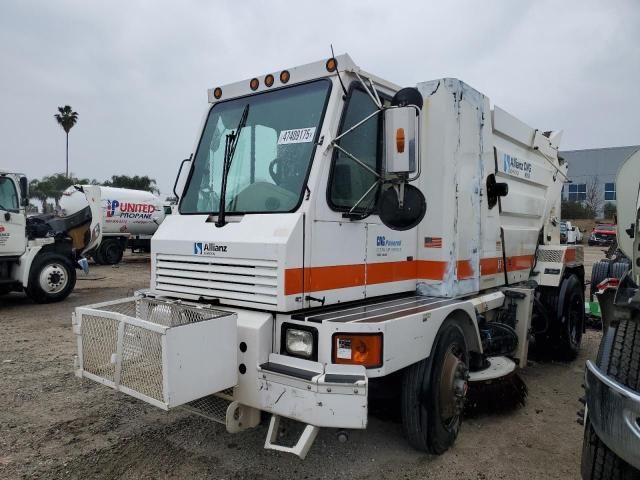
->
{"left": 492, "top": 106, "right": 535, "bottom": 147}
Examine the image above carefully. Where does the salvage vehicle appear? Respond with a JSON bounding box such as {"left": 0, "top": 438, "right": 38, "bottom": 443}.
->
{"left": 0, "top": 171, "right": 102, "bottom": 302}
{"left": 588, "top": 224, "right": 616, "bottom": 246}
{"left": 60, "top": 185, "right": 165, "bottom": 265}
{"left": 73, "top": 55, "right": 584, "bottom": 458}
{"left": 581, "top": 149, "right": 640, "bottom": 479}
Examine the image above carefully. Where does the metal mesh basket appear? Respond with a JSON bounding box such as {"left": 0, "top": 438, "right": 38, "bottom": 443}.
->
{"left": 74, "top": 296, "right": 237, "bottom": 409}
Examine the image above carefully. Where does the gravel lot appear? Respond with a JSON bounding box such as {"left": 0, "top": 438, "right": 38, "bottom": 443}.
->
{"left": 0, "top": 247, "right": 606, "bottom": 479}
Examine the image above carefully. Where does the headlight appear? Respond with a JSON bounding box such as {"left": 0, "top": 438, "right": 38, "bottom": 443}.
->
{"left": 285, "top": 328, "right": 314, "bottom": 358}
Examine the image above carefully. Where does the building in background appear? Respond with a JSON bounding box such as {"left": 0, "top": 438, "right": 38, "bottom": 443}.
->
{"left": 560, "top": 145, "right": 640, "bottom": 217}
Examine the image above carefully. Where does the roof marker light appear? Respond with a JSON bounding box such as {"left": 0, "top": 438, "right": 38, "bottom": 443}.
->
{"left": 250, "top": 78, "right": 259, "bottom": 90}
{"left": 264, "top": 74, "right": 274, "bottom": 87}
{"left": 213, "top": 87, "right": 222, "bottom": 99}
{"left": 280, "top": 70, "right": 290, "bottom": 83}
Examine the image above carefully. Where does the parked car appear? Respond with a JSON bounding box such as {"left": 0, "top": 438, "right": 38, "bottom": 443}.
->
{"left": 588, "top": 224, "right": 617, "bottom": 246}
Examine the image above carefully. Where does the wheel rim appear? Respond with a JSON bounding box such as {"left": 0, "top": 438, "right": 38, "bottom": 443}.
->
{"left": 438, "top": 346, "right": 468, "bottom": 427}
{"left": 38, "top": 263, "right": 68, "bottom": 294}
{"left": 104, "top": 243, "right": 120, "bottom": 264}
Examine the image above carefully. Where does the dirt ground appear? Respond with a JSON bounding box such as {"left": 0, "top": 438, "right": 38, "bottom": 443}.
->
{"left": 0, "top": 248, "right": 606, "bottom": 480}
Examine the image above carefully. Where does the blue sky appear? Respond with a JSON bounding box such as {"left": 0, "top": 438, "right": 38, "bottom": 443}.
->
{"left": 1, "top": 0, "right": 638, "bottom": 196}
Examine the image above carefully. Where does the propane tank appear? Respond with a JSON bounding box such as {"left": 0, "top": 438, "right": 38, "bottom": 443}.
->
{"left": 60, "top": 186, "right": 165, "bottom": 236}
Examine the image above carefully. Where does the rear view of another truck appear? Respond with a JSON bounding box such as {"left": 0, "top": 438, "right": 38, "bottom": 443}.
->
{"left": 581, "top": 150, "right": 640, "bottom": 479}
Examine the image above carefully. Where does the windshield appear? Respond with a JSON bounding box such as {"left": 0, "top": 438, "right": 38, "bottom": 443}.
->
{"left": 0, "top": 177, "right": 19, "bottom": 211}
{"left": 180, "top": 80, "right": 331, "bottom": 215}
{"left": 596, "top": 225, "right": 616, "bottom": 231}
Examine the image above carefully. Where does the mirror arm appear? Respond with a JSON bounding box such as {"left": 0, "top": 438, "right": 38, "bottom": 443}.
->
{"left": 354, "top": 71, "right": 382, "bottom": 109}
{"left": 332, "top": 144, "right": 381, "bottom": 179}
{"left": 331, "top": 110, "right": 382, "bottom": 144}
{"left": 173, "top": 156, "right": 192, "bottom": 199}
{"left": 347, "top": 179, "right": 382, "bottom": 216}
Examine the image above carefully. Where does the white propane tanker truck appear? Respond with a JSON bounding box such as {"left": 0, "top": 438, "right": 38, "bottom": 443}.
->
{"left": 60, "top": 186, "right": 166, "bottom": 265}
{"left": 0, "top": 171, "right": 102, "bottom": 302}
{"left": 73, "top": 55, "right": 585, "bottom": 458}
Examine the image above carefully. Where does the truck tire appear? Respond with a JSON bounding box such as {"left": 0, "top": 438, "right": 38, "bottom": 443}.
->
{"left": 98, "top": 238, "right": 124, "bottom": 265}
{"left": 401, "top": 319, "right": 469, "bottom": 454}
{"left": 590, "top": 260, "right": 612, "bottom": 300}
{"left": 539, "top": 274, "right": 584, "bottom": 360}
{"left": 25, "top": 252, "right": 76, "bottom": 303}
{"left": 581, "top": 318, "right": 640, "bottom": 479}
{"left": 610, "top": 262, "right": 630, "bottom": 281}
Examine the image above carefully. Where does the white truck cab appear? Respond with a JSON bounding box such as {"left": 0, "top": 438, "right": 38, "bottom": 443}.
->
{"left": 0, "top": 171, "right": 102, "bottom": 302}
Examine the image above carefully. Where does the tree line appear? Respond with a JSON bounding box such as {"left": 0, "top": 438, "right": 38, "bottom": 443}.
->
{"left": 29, "top": 173, "right": 159, "bottom": 213}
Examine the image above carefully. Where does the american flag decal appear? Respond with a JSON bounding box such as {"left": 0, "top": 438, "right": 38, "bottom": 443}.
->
{"left": 424, "top": 237, "right": 442, "bottom": 248}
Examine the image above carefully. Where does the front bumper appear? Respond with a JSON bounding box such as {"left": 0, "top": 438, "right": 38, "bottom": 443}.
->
{"left": 585, "top": 360, "right": 640, "bottom": 470}
{"left": 589, "top": 237, "right": 615, "bottom": 245}
{"left": 258, "top": 354, "right": 368, "bottom": 429}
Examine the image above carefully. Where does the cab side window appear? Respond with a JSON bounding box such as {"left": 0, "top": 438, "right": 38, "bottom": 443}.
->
{"left": 0, "top": 177, "right": 19, "bottom": 211}
{"left": 329, "top": 88, "right": 380, "bottom": 210}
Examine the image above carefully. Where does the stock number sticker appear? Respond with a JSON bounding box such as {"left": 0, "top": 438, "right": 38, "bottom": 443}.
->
{"left": 277, "top": 127, "right": 316, "bottom": 145}
{"left": 337, "top": 338, "right": 352, "bottom": 360}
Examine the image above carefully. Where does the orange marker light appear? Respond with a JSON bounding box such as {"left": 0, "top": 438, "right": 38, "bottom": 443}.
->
{"left": 396, "top": 128, "right": 405, "bottom": 153}
{"left": 280, "top": 70, "right": 290, "bottom": 83}
{"left": 264, "top": 74, "right": 274, "bottom": 87}
{"left": 332, "top": 333, "right": 383, "bottom": 368}
{"left": 250, "top": 78, "right": 259, "bottom": 90}
{"left": 213, "top": 87, "right": 222, "bottom": 99}
{"left": 326, "top": 58, "right": 338, "bottom": 72}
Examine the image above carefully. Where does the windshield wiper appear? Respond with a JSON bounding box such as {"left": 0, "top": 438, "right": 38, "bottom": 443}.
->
{"left": 216, "top": 104, "right": 249, "bottom": 227}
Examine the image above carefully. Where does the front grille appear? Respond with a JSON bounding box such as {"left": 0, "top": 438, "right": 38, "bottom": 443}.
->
{"left": 537, "top": 249, "right": 563, "bottom": 263}
{"left": 154, "top": 253, "right": 278, "bottom": 305}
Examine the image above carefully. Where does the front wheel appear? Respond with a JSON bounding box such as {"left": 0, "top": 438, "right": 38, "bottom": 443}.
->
{"left": 25, "top": 252, "right": 76, "bottom": 303}
{"left": 401, "top": 319, "right": 469, "bottom": 454}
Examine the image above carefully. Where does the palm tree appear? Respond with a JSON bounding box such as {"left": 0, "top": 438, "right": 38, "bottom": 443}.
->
{"left": 54, "top": 105, "right": 79, "bottom": 177}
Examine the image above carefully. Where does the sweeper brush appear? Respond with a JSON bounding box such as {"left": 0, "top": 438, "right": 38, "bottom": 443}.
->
{"left": 465, "top": 357, "right": 528, "bottom": 415}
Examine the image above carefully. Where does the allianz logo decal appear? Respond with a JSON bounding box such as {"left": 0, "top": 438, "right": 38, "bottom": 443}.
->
{"left": 194, "top": 242, "right": 228, "bottom": 255}
{"left": 502, "top": 153, "right": 532, "bottom": 179}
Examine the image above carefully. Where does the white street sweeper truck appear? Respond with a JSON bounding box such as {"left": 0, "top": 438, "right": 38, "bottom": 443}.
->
{"left": 0, "top": 171, "right": 102, "bottom": 302}
{"left": 60, "top": 186, "right": 166, "bottom": 265}
{"left": 73, "top": 55, "right": 584, "bottom": 458}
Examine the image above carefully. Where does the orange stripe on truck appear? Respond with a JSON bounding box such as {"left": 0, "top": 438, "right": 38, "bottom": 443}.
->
{"left": 284, "top": 255, "right": 534, "bottom": 295}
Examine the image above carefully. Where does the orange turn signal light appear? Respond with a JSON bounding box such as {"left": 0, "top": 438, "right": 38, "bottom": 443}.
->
{"left": 280, "top": 70, "right": 290, "bottom": 83}
{"left": 213, "top": 87, "right": 222, "bottom": 99}
{"left": 332, "top": 333, "right": 383, "bottom": 368}
{"left": 264, "top": 74, "right": 274, "bottom": 87}
{"left": 326, "top": 58, "right": 338, "bottom": 72}
{"left": 250, "top": 78, "right": 259, "bottom": 90}
{"left": 396, "top": 128, "right": 405, "bottom": 153}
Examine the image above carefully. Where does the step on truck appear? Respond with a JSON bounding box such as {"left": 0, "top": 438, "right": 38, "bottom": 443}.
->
{"left": 0, "top": 172, "right": 102, "bottom": 303}
{"left": 581, "top": 149, "right": 640, "bottom": 479}
{"left": 73, "top": 55, "right": 585, "bottom": 458}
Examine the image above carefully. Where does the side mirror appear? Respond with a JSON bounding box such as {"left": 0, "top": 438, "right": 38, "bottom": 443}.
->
{"left": 383, "top": 106, "right": 420, "bottom": 176}
{"left": 173, "top": 156, "right": 192, "bottom": 200}
{"left": 383, "top": 87, "right": 423, "bottom": 177}
{"left": 19, "top": 176, "right": 29, "bottom": 206}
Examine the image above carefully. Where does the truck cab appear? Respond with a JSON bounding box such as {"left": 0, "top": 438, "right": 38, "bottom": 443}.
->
{"left": 0, "top": 170, "right": 102, "bottom": 302}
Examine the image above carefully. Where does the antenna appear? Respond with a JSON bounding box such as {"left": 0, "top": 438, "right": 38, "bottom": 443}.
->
{"left": 330, "top": 44, "right": 348, "bottom": 97}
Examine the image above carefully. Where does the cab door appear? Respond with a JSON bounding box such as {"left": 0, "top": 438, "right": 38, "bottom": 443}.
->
{"left": 0, "top": 176, "right": 26, "bottom": 257}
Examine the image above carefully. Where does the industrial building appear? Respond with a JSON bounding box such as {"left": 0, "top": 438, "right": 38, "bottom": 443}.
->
{"left": 560, "top": 145, "right": 640, "bottom": 216}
